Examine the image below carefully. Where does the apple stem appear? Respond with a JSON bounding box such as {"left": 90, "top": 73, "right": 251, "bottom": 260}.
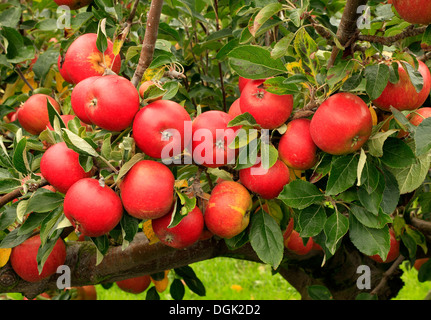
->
{"left": 98, "top": 156, "right": 119, "bottom": 175}
{"left": 99, "top": 177, "right": 105, "bottom": 188}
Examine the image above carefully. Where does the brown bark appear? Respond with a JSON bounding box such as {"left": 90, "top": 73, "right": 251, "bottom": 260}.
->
{"left": 328, "top": 0, "right": 369, "bottom": 68}
{"left": 130, "top": 0, "right": 164, "bottom": 87}
{"left": 0, "top": 232, "right": 408, "bottom": 300}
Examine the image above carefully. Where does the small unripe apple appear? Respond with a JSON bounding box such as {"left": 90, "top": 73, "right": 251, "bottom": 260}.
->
{"left": 204, "top": 181, "right": 252, "bottom": 239}
{"left": 120, "top": 160, "right": 175, "bottom": 220}
{"left": 152, "top": 204, "right": 204, "bottom": 249}
{"left": 239, "top": 158, "right": 290, "bottom": 199}
{"left": 10, "top": 234, "right": 66, "bottom": 283}
{"left": 17, "top": 94, "right": 61, "bottom": 135}
{"left": 116, "top": 275, "right": 151, "bottom": 294}
{"left": 63, "top": 178, "right": 123, "bottom": 237}
{"left": 40, "top": 142, "right": 93, "bottom": 194}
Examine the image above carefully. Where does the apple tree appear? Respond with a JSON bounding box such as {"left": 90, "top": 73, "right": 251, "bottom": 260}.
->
{"left": 0, "top": 0, "right": 431, "bottom": 301}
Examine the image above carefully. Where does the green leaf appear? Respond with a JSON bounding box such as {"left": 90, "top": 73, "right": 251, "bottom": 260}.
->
{"left": 227, "top": 45, "right": 286, "bottom": 80}
{"left": 115, "top": 153, "right": 146, "bottom": 183}
{"left": 326, "top": 155, "right": 359, "bottom": 196}
{"left": 170, "top": 278, "right": 185, "bottom": 300}
{"left": 349, "top": 214, "right": 390, "bottom": 259}
{"left": 349, "top": 204, "right": 392, "bottom": 229}
{"left": 262, "top": 77, "right": 301, "bottom": 95}
{"left": 380, "top": 168, "right": 400, "bottom": 215}
{"left": 387, "top": 144, "right": 431, "bottom": 194}
{"left": 278, "top": 179, "right": 324, "bottom": 209}
{"left": 364, "top": 63, "right": 390, "bottom": 100}
{"left": 293, "top": 28, "right": 318, "bottom": 70}
{"left": 260, "top": 142, "right": 278, "bottom": 170}
{"left": 168, "top": 192, "right": 196, "bottom": 228}
{"left": 26, "top": 189, "right": 64, "bottom": 214}
{"left": 228, "top": 112, "right": 258, "bottom": 128}
{"left": 174, "top": 266, "right": 205, "bottom": 296}
{"left": 295, "top": 205, "right": 326, "bottom": 238}
{"left": 0, "top": 6, "right": 22, "bottom": 28}
{"left": 307, "top": 285, "right": 333, "bottom": 300}
{"left": 249, "top": 210, "right": 284, "bottom": 269}
{"left": 414, "top": 117, "right": 431, "bottom": 156}
{"left": 62, "top": 128, "right": 99, "bottom": 157}
{"left": 0, "top": 26, "right": 35, "bottom": 64}
{"left": 146, "top": 286, "right": 160, "bottom": 300}
{"left": 249, "top": 2, "right": 283, "bottom": 37}
{"left": 367, "top": 129, "right": 398, "bottom": 157}
{"left": 271, "top": 34, "right": 294, "bottom": 59}
{"left": 324, "top": 210, "right": 349, "bottom": 255}
{"left": 37, "top": 232, "right": 63, "bottom": 275}
{"left": 401, "top": 61, "right": 423, "bottom": 93}
{"left": 120, "top": 212, "right": 139, "bottom": 246}
{"left": 96, "top": 18, "right": 108, "bottom": 54}
{"left": 381, "top": 137, "right": 416, "bottom": 168}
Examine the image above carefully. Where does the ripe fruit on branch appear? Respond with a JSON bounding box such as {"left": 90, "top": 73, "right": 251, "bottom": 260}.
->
{"left": 40, "top": 142, "right": 93, "bottom": 194}
{"left": 192, "top": 110, "right": 240, "bottom": 168}
{"left": 239, "top": 79, "right": 293, "bottom": 129}
{"left": 17, "top": 94, "right": 61, "bottom": 135}
{"left": 228, "top": 98, "right": 242, "bottom": 118}
{"left": 120, "top": 160, "right": 175, "bottom": 220}
{"left": 408, "top": 107, "right": 431, "bottom": 126}
{"left": 10, "top": 234, "right": 66, "bottom": 283}
{"left": 73, "top": 285, "right": 98, "bottom": 300}
{"left": 309, "top": 92, "right": 373, "bottom": 155}
{"left": 84, "top": 75, "right": 140, "bottom": 132}
{"left": 284, "top": 230, "right": 314, "bottom": 256}
{"left": 63, "top": 178, "right": 123, "bottom": 237}
{"left": 414, "top": 258, "right": 430, "bottom": 271}
{"left": 239, "top": 158, "right": 290, "bottom": 200}
{"left": 238, "top": 76, "right": 251, "bottom": 93}
{"left": 373, "top": 60, "right": 431, "bottom": 111}
{"left": 116, "top": 275, "right": 151, "bottom": 294}
{"left": 132, "top": 100, "right": 192, "bottom": 160}
{"left": 152, "top": 204, "right": 204, "bottom": 249}
{"left": 58, "top": 33, "right": 121, "bottom": 84}
{"left": 70, "top": 76, "right": 100, "bottom": 125}
{"left": 278, "top": 118, "right": 318, "bottom": 170}
{"left": 392, "top": 0, "right": 431, "bottom": 25}
{"left": 369, "top": 229, "right": 400, "bottom": 263}
{"left": 204, "top": 181, "right": 252, "bottom": 239}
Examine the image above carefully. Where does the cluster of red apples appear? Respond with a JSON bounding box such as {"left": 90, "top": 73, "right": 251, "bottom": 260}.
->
{"left": 10, "top": 15, "right": 431, "bottom": 284}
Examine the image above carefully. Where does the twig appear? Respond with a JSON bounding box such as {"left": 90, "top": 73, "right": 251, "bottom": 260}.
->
{"left": 327, "top": 0, "right": 369, "bottom": 68}
{"left": 15, "top": 66, "right": 34, "bottom": 92}
{"left": 0, "top": 178, "right": 49, "bottom": 209}
{"left": 214, "top": 0, "right": 227, "bottom": 112}
{"left": 357, "top": 25, "right": 427, "bottom": 46}
{"left": 370, "top": 254, "right": 405, "bottom": 297}
{"left": 131, "top": 0, "right": 164, "bottom": 87}
{"left": 410, "top": 217, "right": 431, "bottom": 234}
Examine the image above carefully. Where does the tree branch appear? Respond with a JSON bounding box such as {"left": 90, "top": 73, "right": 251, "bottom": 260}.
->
{"left": 328, "top": 0, "right": 369, "bottom": 68}
{"left": 357, "top": 25, "right": 427, "bottom": 46}
{"left": 0, "top": 178, "right": 49, "bottom": 209}
{"left": 130, "top": 0, "right": 164, "bottom": 88}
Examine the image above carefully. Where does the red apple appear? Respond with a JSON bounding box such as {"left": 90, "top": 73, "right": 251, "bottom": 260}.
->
{"left": 138, "top": 80, "right": 164, "bottom": 102}
{"left": 238, "top": 76, "right": 251, "bottom": 93}
{"left": 408, "top": 107, "right": 431, "bottom": 126}
{"left": 10, "top": 234, "right": 66, "bottom": 283}
{"left": 53, "top": 0, "right": 93, "bottom": 10}
{"left": 284, "top": 230, "right": 314, "bottom": 255}
{"left": 392, "top": 0, "right": 431, "bottom": 25}
{"left": 414, "top": 258, "right": 429, "bottom": 271}
{"left": 59, "top": 33, "right": 121, "bottom": 84}
{"left": 132, "top": 100, "right": 191, "bottom": 160}
{"left": 58, "top": 55, "right": 74, "bottom": 84}
{"left": 309, "top": 92, "right": 373, "bottom": 155}
{"left": 239, "top": 79, "right": 293, "bottom": 129}
{"left": 369, "top": 229, "right": 400, "bottom": 263}
{"left": 17, "top": 94, "right": 61, "bottom": 135}
{"left": 70, "top": 76, "right": 100, "bottom": 125}
{"left": 278, "top": 118, "right": 318, "bottom": 170}
{"left": 239, "top": 158, "right": 290, "bottom": 200}
{"left": 116, "top": 275, "right": 151, "bottom": 294}
{"left": 84, "top": 75, "right": 140, "bottom": 132}
{"left": 152, "top": 204, "right": 204, "bottom": 249}
{"left": 73, "top": 285, "right": 98, "bottom": 300}
{"left": 40, "top": 142, "right": 93, "bottom": 194}
{"left": 204, "top": 181, "right": 252, "bottom": 239}
{"left": 373, "top": 60, "right": 431, "bottom": 111}
{"left": 119, "top": 160, "right": 175, "bottom": 220}
{"left": 191, "top": 110, "right": 239, "bottom": 168}
{"left": 63, "top": 178, "right": 123, "bottom": 237}
{"left": 228, "top": 98, "right": 243, "bottom": 118}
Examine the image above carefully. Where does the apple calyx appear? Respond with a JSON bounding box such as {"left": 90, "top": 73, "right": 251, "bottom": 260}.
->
{"left": 252, "top": 90, "right": 265, "bottom": 99}
{"left": 215, "top": 139, "right": 225, "bottom": 149}
{"left": 161, "top": 130, "right": 173, "bottom": 141}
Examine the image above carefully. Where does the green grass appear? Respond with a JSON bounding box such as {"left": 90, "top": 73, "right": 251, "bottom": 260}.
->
{"left": 95, "top": 258, "right": 431, "bottom": 301}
